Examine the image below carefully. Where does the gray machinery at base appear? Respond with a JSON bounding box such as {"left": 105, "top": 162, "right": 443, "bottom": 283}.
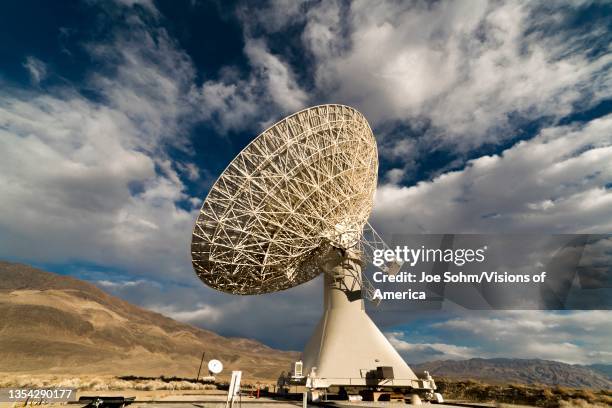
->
{"left": 191, "top": 104, "right": 437, "bottom": 399}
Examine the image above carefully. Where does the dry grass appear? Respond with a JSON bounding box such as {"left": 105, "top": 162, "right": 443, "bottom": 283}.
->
{"left": 1, "top": 375, "right": 610, "bottom": 407}
{"left": 558, "top": 399, "right": 611, "bottom": 408}
{"left": 436, "top": 378, "right": 612, "bottom": 408}
{"left": 0, "top": 375, "right": 217, "bottom": 391}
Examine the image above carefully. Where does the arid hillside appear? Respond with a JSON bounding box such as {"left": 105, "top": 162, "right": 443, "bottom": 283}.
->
{"left": 2, "top": 260, "right": 610, "bottom": 393}
{"left": 0, "top": 261, "right": 298, "bottom": 380}
{"left": 414, "top": 358, "right": 611, "bottom": 389}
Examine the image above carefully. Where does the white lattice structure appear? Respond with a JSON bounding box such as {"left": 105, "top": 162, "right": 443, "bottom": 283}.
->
{"left": 191, "top": 104, "right": 378, "bottom": 294}
{"left": 191, "top": 104, "right": 437, "bottom": 394}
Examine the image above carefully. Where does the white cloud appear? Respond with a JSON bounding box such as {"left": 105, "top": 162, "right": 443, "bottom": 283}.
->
{"left": 244, "top": 39, "right": 308, "bottom": 112}
{"left": 372, "top": 114, "right": 612, "bottom": 234}
{"left": 22, "top": 56, "right": 47, "bottom": 85}
{"left": 196, "top": 38, "right": 308, "bottom": 133}
{"left": 386, "top": 331, "right": 482, "bottom": 363}
{"left": 247, "top": 0, "right": 611, "bottom": 152}
{"left": 197, "top": 79, "right": 260, "bottom": 133}
{"left": 112, "top": 0, "right": 159, "bottom": 16}
{"left": 367, "top": 114, "right": 612, "bottom": 365}
{"left": 97, "top": 279, "right": 151, "bottom": 289}
{"left": 151, "top": 302, "right": 224, "bottom": 324}
{"left": 239, "top": 0, "right": 308, "bottom": 33}
{"left": 428, "top": 310, "right": 612, "bottom": 364}
{"left": 382, "top": 310, "right": 612, "bottom": 365}
{"left": 385, "top": 168, "right": 406, "bottom": 184}
{"left": 0, "top": 11, "right": 199, "bottom": 282}
{"left": 86, "top": 24, "right": 197, "bottom": 151}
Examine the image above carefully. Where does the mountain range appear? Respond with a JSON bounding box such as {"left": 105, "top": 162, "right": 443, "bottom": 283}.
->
{"left": 0, "top": 261, "right": 609, "bottom": 390}
{"left": 0, "top": 261, "right": 297, "bottom": 380}
{"left": 414, "top": 358, "right": 611, "bottom": 389}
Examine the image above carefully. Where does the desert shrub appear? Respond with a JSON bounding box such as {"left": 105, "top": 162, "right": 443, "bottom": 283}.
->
{"left": 434, "top": 377, "right": 610, "bottom": 407}
{"left": 0, "top": 375, "right": 218, "bottom": 391}
{"left": 559, "top": 398, "right": 609, "bottom": 408}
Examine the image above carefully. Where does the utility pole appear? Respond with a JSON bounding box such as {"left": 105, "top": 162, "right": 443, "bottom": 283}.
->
{"left": 196, "top": 351, "right": 206, "bottom": 381}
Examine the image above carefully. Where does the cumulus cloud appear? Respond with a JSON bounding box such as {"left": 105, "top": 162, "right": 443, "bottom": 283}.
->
{"left": 386, "top": 331, "right": 482, "bottom": 363}
{"left": 425, "top": 310, "right": 612, "bottom": 364}
{"left": 244, "top": 39, "right": 308, "bottom": 112}
{"left": 240, "top": 0, "right": 309, "bottom": 33}
{"left": 245, "top": 0, "right": 611, "bottom": 154}
{"left": 372, "top": 115, "right": 612, "bottom": 234}
{"left": 97, "top": 279, "right": 153, "bottom": 289}
{"left": 195, "top": 38, "right": 308, "bottom": 133}
{"left": 22, "top": 56, "right": 47, "bottom": 85}
{"left": 86, "top": 24, "right": 197, "bottom": 151}
{"left": 383, "top": 310, "right": 612, "bottom": 364}
{"left": 151, "top": 302, "right": 224, "bottom": 324}
{"left": 0, "top": 9, "right": 199, "bottom": 281}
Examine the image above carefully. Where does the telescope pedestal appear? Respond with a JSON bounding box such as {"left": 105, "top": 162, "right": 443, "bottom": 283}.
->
{"left": 299, "top": 248, "right": 428, "bottom": 390}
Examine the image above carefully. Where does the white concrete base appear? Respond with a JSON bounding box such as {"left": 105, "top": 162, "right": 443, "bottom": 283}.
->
{"left": 299, "top": 249, "right": 432, "bottom": 390}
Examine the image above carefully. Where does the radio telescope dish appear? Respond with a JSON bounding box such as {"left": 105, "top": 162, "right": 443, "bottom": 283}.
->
{"left": 208, "top": 359, "right": 223, "bottom": 374}
{"left": 191, "top": 104, "right": 378, "bottom": 295}
{"left": 191, "top": 104, "right": 433, "bottom": 392}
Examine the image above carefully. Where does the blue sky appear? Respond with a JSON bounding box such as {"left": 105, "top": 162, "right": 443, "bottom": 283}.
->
{"left": 1, "top": 0, "right": 611, "bottom": 365}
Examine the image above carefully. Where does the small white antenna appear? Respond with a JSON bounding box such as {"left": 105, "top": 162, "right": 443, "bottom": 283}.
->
{"left": 208, "top": 359, "right": 223, "bottom": 375}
